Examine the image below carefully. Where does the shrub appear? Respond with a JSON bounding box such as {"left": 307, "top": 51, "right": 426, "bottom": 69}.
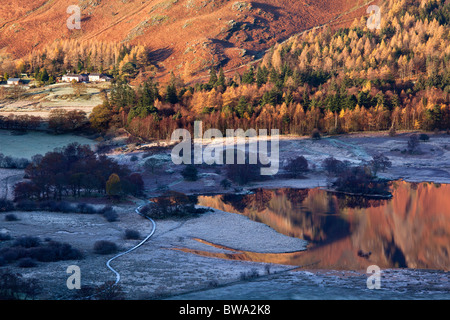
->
{"left": 322, "top": 156, "right": 346, "bottom": 176}
{"left": 93, "top": 241, "right": 118, "bottom": 255}
{"left": 124, "top": 229, "right": 140, "bottom": 240}
{"left": 0, "top": 247, "right": 27, "bottom": 262}
{"left": 220, "top": 179, "right": 232, "bottom": 189}
{"left": 240, "top": 268, "right": 260, "bottom": 281}
{"left": 311, "top": 128, "right": 321, "bottom": 140}
{"left": 285, "top": 156, "right": 309, "bottom": 178}
{"left": 181, "top": 165, "right": 198, "bottom": 181}
{"left": 226, "top": 161, "right": 264, "bottom": 185}
{"left": 93, "top": 281, "right": 125, "bottom": 300}
{"left": 17, "top": 258, "right": 37, "bottom": 268}
{"left": 33, "top": 241, "right": 83, "bottom": 262}
{"left": 14, "top": 237, "right": 41, "bottom": 248}
{"left": 208, "top": 279, "right": 220, "bottom": 288}
{"left": 1, "top": 239, "right": 83, "bottom": 264}
{"left": 100, "top": 206, "right": 118, "bottom": 222}
{"left": 144, "top": 158, "right": 161, "bottom": 174}
{"left": 4, "top": 214, "right": 19, "bottom": 222}
{"left": 0, "top": 271, "right": 41, "bottom": 300}
{"left": 0, "top": 199, "right": 14, "bottom": 212}
{"left": 15, "top": 200, "right": 38, "bottom": 212}
{"left": 419, "top": 133, "right": 430, "bottom": 142}
{"left": 76, "top": 203, "right": 97, "bottom": 214}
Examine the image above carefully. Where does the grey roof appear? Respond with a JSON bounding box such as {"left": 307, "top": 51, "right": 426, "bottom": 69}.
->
{"left": 7, "top": 78, "right": 21, "bottom": 81}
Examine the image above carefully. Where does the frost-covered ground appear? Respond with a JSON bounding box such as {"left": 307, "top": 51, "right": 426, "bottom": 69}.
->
{"left": 2, "top": 131, "right": 450, "bottom": 299}
{"left": 0, "top": 130, "right": 97, "bottom": 159}
{"left": 171, "top": 268, "right": 450, "bottom": 300}
{"left": 107, "top": 131, "right": 450, "bottom": 197}
{"left": 0, "top": 83, "right": 105, "bottom": 118}
{"left": 0, "top": 206, "right": 305, "bottom": 300}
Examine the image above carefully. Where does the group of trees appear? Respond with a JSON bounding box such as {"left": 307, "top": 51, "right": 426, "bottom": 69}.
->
{"left": 14, "top": 143, "right": 144, "bottom": 201}
{"left": 0, "top": 153, "right": 29, "bottom": 169}
{"left": 331, "top": 165, "right": 391, "bottom": 196}
{"left": 140, "top": 191, "right": 208, "bottom": 219}
{"left": 0, "top": 114, "right": 42, "bottom": 131}
{"left": 322, "top": 153, "right": 392, "bottom": 196}
{"left": 48, "top": 109, "right": 89, "bottom": 134}
{"left": 0, "top": 111, "right": 89, "bottom": 134}
{"left": 2, "top": 0, "right": 449, "bottom": 142}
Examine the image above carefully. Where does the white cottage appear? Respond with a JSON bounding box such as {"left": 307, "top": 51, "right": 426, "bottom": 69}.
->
{"left": 7, "top": 78, "right": 21, "bottom": 85}
{"left": 88, "top": 73, "right": 112, "bottom": 82}
{"left": 61, "top": 74, "right": 88, "bottom": 83}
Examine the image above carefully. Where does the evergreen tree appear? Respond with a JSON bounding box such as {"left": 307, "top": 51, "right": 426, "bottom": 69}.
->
{"left": 242, "top": 66, "right": 255, "bottom": 84}
{"left": 165, "top": 73, "right": 179, "bottom": 104}
{"left": 208, "top": 68, "right": 218, "bottom": 88}
{"left": 236, "top": 96, "right": 248, "bottom": 118}
{"left": 216, "top": 67, "right": 226, "bottom": 88}
{"left": 256, "top": 66, "right": 269, "bottom": 88}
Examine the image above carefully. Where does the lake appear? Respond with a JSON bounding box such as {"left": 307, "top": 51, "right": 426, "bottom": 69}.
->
{"left": 188, "top": 181, "right": 450, "bottom": 271}
{"left": 0, "top": 130, "right": 97, "bottom": 159}
{"left": 172, "top": 180, "right": 450, "bottom": 299}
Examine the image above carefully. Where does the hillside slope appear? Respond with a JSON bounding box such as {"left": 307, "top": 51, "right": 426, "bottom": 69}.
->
{"left": 0, "top": 0, "right": 370, "bottom": 80}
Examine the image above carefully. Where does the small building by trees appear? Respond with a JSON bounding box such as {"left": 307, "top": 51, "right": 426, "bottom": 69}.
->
{"left": 7, "top": 78, "right": 22, "bottom": 86}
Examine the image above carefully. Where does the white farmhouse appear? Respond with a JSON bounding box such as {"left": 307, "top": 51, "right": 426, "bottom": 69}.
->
{"left": 89, "top": 73, "right": 112, "bottom": 82}
{"left": 62, "top": 74, "right": 83, "bottom": 83}
{"left": 7, "top": 78, "right": 22, "bottom": 85}
{"left": 61, "top": 74, "right": 89, "bottom": 83}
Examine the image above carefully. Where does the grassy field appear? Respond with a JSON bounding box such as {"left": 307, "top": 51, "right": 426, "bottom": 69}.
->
{"left": 0, "top": 83, "right": 107, "bottom": 118}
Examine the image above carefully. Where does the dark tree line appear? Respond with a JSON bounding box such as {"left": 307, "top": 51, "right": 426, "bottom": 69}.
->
{"left": 0, "top": 115, "right": 42, "bottom": 131}
{"left": 14, "top": 143, "right": 144, "bottom": 201}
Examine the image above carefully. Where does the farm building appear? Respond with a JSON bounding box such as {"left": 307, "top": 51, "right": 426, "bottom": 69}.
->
{"left": 61, "top": 74, "right": 88, "bottom": 83}
{"left": 62, "top": 73, "right": 111, "bottom": 83}
{"left": 7, "top": 78, "right": 22, "bottom": 85}
{"left": 88, "top": 73, "right": 112, "bottom": 82}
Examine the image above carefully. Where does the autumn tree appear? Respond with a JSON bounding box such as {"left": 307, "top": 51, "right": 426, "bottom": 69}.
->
{"left": 89, "top": 102, "right": 112, "bottom": 132}
{"left": 106, "top": 174, "right": 122, "bottom": 199}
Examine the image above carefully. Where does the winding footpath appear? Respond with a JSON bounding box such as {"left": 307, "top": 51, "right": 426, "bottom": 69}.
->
{"left": 106, "top": 202, "right": 156, "bottom": 285}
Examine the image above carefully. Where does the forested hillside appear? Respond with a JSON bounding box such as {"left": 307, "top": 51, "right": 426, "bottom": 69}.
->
{"left": 88, "top": 0, "right": 450, "bottom": 139}
{"left": 0, "top": 0, "right": 368, "bottom": 81}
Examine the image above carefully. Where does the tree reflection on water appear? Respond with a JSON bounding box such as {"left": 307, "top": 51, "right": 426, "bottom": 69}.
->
{"left": 185, "top": 181, "right": 450, "bottom": 271}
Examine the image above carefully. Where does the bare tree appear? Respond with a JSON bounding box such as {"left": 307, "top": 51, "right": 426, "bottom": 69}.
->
{"left": 370, "top": 153, "right": 392, "bottom": 176}
{"left": 407, "top": 134, "right": 420, "bottom": 154}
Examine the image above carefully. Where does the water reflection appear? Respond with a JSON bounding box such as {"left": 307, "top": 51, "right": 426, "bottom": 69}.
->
{"left": 182, "top": 181, "right": 450, "bottom": 271}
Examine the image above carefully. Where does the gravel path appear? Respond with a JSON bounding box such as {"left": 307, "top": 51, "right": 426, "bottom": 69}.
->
{"left": 106, "top": 202, "right": 156, "bottom": 285}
